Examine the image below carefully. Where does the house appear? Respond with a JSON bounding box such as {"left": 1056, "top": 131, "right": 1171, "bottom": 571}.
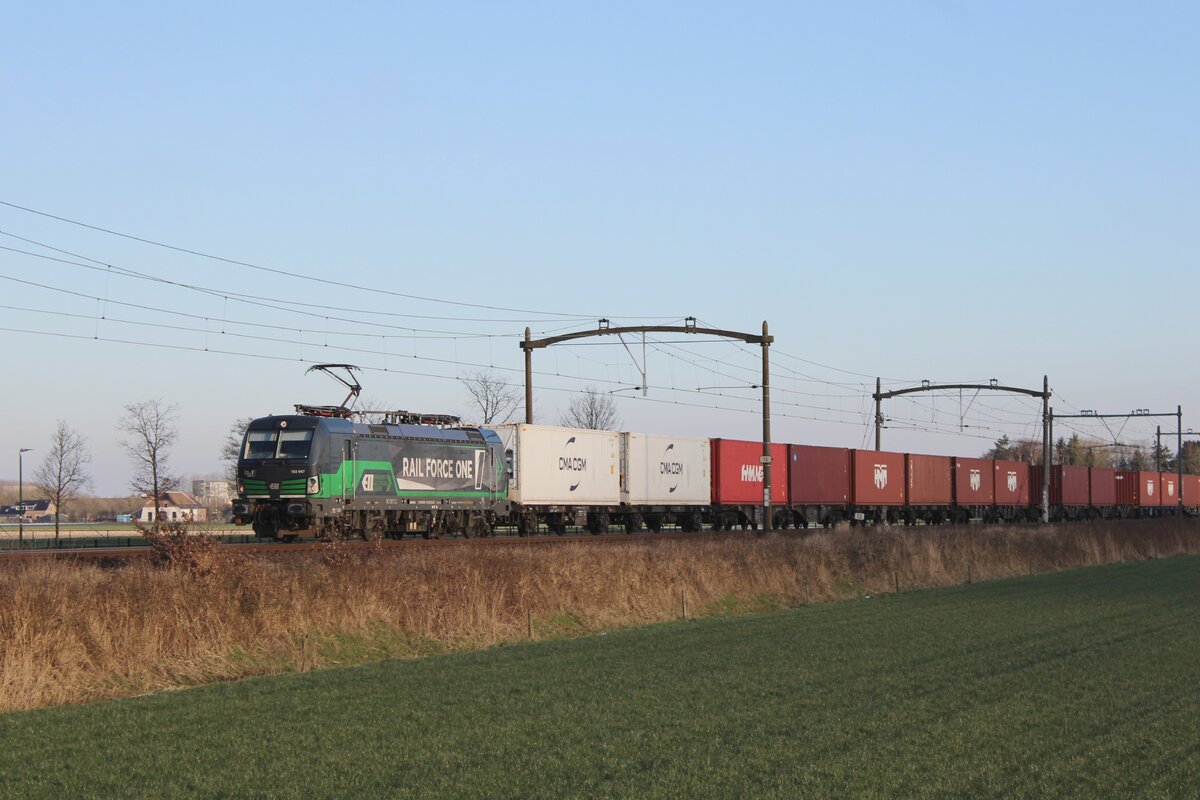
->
{"left": 134, "top": 492, "right": 207, "bottom": 524}
{"left": 0, "top": 499, "right": 56, "bottom": 523}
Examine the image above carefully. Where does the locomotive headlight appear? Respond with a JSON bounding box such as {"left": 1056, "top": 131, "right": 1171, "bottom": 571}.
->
{"left": 307, "top": 475, "right": 320, "bottom": 495}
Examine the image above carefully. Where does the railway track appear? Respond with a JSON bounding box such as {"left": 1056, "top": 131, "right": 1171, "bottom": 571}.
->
{"left": 0, "top": 528, "right": 758, "bottom": 561}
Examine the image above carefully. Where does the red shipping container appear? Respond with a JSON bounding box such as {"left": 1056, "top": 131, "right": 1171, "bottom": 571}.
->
{"left": 710, "top": 439, "right": 788, "bottom": 506}
{"left": 953, "top": 457, "right": 994, "bottom": 505}
{"left": 788, "top": 445, "right": 850, "bottom": 505}
{"left": 850, "top": 449, "right": 905, "bottom": 506}
{"left": 1032, "top": 465, "right": 1089, "bottom": 506}
{"left": 1115, "top": 470, "right": 1138, "bottom": 506}
{"left": 906, "top": 454, "right": 952, "bottom": 505}
{"left": 1183, "top": 474, "right": 1200, "bottom": 506}
{"left": 1160, "top": 473, "right": 1181, "bottom": 505}
{"left": 1089, "top": 468, "right": 1117, "bottom": 506}
{"left": 1140, "top": 471, "right": 1162, "bottom": 507}
{"left": 994, "top": 460, "right": 1032, "bottom": 506}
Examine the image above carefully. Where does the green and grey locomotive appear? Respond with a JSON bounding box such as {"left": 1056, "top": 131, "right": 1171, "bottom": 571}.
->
{"left": 232, "top": 413, "right": 510, "bottom": 541}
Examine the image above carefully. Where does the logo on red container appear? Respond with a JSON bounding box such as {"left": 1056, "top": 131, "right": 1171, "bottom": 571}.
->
{"left": 969, "top": 469, "right": 981, "bottom": 492}
{"left": 874, "top": 464, "right": 888, "bottom": 490}
{"left": 1007, "top": 472, "right": 1018, "bottom": 493}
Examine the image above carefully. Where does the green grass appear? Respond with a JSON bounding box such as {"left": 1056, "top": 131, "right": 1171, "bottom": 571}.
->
{"left": 2, "top": 557, "right": 1198, "bottom": 799}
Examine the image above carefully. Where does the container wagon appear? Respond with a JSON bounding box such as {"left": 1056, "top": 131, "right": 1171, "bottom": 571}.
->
{"left": 787, "top": 444, "right": 851, "bottom": 527}
{"left": 1160, "top": 473, "right": 1180, "bottom": 509}
{"left": 905, "top": 453, "right": 952, "bottom": 523}
{"left": 497, "top": 424, "right": 620, "bottom": 534}
{"left": 850, "top": 449, "right": 905, "bottom": 524}
{"left": 619, "top": 432, "right": 711, "bottom": 532}
{"left": 953, "top": 456, "right": 994, "bottom": 522}
{"left": 1089, "top": 467, "right": 1117, "bottom": 516}
{"left": 1032, "top": 465, "right": 1089, "bottom": 519}
{"left": 1140, "top": 471, "right": 1163, "bottom": 514}
{"left": 710, "top": 438, "right": 789, "bottom": 529}
{"left": 1183, "top": 474, "right": 1200, "bottom": 511}
{"left": 993, "top": 460, "right": 1034, "bottom": 520}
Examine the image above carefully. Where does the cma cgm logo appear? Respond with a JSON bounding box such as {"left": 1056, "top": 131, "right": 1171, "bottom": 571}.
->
{"left": 1167, "top": 480, "right": 1176, "bottom": 498}
{"left": 969, "top": 469, "right": 982, "bottom": 492}
{"left": 559, "top": 436, "right": 586, "bottom": 492}
{"left": 874, "top": 464, "right": 888, "bottom": 490}
{"left": 660, "top": 443, "right": 683, "bottom": 493}
{"left": 1007, "top": 471, "right": 1018, "bottom": 493}
{"left": 1146, "top": 480, "right": 1155, "bottom": 497}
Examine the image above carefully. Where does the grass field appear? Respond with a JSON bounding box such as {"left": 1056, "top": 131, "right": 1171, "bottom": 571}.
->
{"left": 1, "top": 555, "right": 1196, "bottom": 799}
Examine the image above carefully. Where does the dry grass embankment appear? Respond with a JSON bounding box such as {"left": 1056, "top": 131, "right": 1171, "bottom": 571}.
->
{"left": 1, "top": 519, "right": 1196, "bottom": 712}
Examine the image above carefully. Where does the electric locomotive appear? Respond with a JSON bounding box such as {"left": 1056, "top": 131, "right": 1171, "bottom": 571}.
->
{"left": 232, "top": 411, "right": 510, "bottom": 541}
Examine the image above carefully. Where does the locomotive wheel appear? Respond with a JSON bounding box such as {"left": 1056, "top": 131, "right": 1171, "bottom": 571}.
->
{"left": 465, "top": 513, "right": 490, "bottom": 539}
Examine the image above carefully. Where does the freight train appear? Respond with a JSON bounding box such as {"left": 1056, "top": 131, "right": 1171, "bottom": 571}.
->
{"left": 232, "top": 414, "right": 1198, "bottom": 540}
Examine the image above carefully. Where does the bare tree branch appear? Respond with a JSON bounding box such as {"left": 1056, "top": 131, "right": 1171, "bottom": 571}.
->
{"left": 461, "top": 370, "right": 521, "bottom": 425}
{"left": 118, "top": 399, "right": 179, "bottom": 531}
{"left": 559, "top": 386, "right": 619, "bottom": 430}
{"left": 32, "top": 420, "right": 93, "bottom": 546}
{"left": 221, "top": 417, "right": 255, "bottom": 482}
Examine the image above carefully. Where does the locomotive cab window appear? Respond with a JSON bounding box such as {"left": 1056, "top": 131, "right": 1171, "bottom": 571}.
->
{"left": 277, "top": 430, "right": 314, "bottom": 458}
{"left": 243, "top": 430, "right": 314, "bottom": 460}
{"left": 243, "top": 431, "right": 278, "bottom": 460}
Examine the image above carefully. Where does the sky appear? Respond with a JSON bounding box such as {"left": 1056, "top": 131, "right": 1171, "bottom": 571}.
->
{"left": 2, "top": 1, "right": 1197, "bottom": 496}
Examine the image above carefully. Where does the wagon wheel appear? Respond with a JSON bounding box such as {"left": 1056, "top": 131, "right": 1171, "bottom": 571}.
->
{"left": 587, "top": 512, "right": 609, "bottom": 535}
{"left": 625, "top": 513, "right": 643, "bottom": 534}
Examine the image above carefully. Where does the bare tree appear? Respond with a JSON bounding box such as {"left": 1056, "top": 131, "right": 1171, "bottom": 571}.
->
{"left": 221, "top": 416, "right": 255, "bottom": 481}
{"left": 32, "top": 420, "right": 93, "bottom": 546}
{"left": 462, "top": 370, "right": 521, "bottom": 425}
{"left": 559, "top": 386, "right": 620, "bottom": 430}
{"left": 118, "top": 399, "right": 179, "bottom": 530}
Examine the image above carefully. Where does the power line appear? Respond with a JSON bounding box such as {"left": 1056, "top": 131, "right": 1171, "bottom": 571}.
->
{"left": 0, "top": 323, "right": 878, "bottom": 429}
{"left": 0, "top": 200, "right": 676, "bottom": 320}
{"left": 0, "top": 241, "right": 597, "bottom": 331}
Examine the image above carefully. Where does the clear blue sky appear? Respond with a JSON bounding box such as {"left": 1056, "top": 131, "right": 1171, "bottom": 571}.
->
{"left": 2, "top": 2, "right": 1196, "bottom": 495}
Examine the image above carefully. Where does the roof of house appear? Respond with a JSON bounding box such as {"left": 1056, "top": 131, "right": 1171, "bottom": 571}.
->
{"left": 142, "top": 492, "right": 205, "bottom": 509}
{"left": 0, "top": 500, "right": 51, "bottom": 514}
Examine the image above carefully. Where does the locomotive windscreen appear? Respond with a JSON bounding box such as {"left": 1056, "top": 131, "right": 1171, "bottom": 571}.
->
{"left": 242, "top": 430, "right": 314, "bottom": 460}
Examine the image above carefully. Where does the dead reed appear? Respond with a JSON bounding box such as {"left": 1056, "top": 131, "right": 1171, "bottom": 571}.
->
{"left": 1, "top": 519, "right": 1196, "bottom": 712}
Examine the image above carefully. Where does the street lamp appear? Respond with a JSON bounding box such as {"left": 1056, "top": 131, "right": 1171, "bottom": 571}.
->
{"left": 18, "top": 448, "right": 31, "bottom": 549}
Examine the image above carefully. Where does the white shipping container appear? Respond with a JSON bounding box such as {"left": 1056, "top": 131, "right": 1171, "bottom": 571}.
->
{"left": 621, "top": 433, "right": 712, "bottom": 506}
{"left": 496, "top": 424, "right": 620, "bottom": 506}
